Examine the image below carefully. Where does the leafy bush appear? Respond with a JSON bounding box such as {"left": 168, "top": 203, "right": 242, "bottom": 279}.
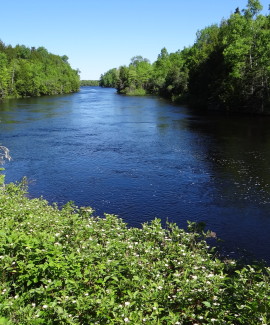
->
{"left": 0, "top": 182, "right": 269, "bottom": 324}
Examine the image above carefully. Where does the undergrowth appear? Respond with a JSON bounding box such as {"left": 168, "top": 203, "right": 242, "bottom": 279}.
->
{"left": 0, "top": 182, "right": 269, "bottom": 324}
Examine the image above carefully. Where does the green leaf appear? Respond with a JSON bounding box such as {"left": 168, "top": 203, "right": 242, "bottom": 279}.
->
{"left": 202, "top": 301, "right": 211, "bottom": 308}
{"left": 0, "top": 318, "right": 10, "bottom": 325}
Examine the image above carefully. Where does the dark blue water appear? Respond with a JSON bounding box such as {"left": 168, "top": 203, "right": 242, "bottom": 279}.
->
{"left": 1, "top": 86, "right": 270, "bottom": 263}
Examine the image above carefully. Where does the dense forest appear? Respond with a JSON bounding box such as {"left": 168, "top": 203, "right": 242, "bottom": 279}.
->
{"left": 0, "top": 41, "right": 80, "bottom": 99}
{"left": 100, "top": 0, "right": 270, "bottom": 114}
{"left": 80, "top": 80, "right": 99, "bottom": 86}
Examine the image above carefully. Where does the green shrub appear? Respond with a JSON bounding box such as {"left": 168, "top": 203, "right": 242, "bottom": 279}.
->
{"left": 126, "top": 88, "right": 147, "bottom": 96}
{"left": 0, "top": 182, "right": 269, "bottom": 324}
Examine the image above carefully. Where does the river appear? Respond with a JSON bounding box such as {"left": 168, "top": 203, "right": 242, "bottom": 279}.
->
{"left": 1, "top": 86, "right": 270, "bottom": 264}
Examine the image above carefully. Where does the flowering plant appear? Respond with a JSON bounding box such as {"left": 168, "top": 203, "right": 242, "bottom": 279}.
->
{"left": 0, "top": 182, "right": 269, "bottom": 324}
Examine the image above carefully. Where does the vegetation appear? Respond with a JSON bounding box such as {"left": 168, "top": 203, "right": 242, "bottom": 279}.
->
{"left": 0, "top": 146, "right": 11, "bottom": 185}
{"left": 0, "top": 173, "right": 269, "bottom": 324}
{"left": 99, "top": 68, "right": 119, "bottom": 88}
{"left": 100, "top": 0, "right": 270, "bottom": 113}
{"left": 80, "top": 80, "right": 99, "bottom": 86}
{"left": 0, "top": 41, "right": 80, "bottom": 99}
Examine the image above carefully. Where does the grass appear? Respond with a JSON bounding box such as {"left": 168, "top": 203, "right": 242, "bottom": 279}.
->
{"left": 0, "top": 180, "right": 269, "bottom": 324}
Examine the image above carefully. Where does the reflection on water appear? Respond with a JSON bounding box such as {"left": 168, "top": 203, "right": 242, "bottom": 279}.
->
{"left": 1, "top": 87, "right": 270, "bottom": 264}
{"left": 0, "top": 94, "right": 73, "bottom": 125}
{"left": 191, "top": 115, "right": 270, "bottom": 206}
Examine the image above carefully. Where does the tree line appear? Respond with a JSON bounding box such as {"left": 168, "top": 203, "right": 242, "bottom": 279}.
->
{"left": 0, "top": 41, "right": 80, "bottom": 100}
{"left": 100, "top": 0, "right": 270, "bottom": 114}
{"left": 80, "top": 80, "right": 99, "bottom": 86}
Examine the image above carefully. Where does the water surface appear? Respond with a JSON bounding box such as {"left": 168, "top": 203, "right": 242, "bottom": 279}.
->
{"left": 1, "top": 87, "right": 270, "bottom": 263}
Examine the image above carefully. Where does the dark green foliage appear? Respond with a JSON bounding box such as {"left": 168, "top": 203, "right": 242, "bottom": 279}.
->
{"left": 0, "top": 41, "right": 80, "bottom": 100}
{"left": 100, "top": 0, "right": 270, "bottom": 113}
{"left": 80, "top": 80, "right": 99, "bottom": 86}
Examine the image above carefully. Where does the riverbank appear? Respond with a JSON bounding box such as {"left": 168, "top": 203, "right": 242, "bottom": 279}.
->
{"left": 0, "top": 181, "right": 269, "bottom": 324}
{"left": 0, "top": 41, "right": 80, "bottom": 101}
{"left": 100, "top": 1, "right": 270, "bottom": 115}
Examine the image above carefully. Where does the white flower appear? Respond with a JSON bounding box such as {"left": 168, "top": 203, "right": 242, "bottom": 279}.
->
{"left": 124, "top": 301, "right": 130, "bottom": 306}
{"left": 42, "top": 305, "right": 48, "bottom": 309}
{"left": 124, "top": 317, "right": 129, "bottom": 322}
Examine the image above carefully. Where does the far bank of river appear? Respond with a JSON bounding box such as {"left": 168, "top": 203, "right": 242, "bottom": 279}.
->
{"left": 1, "top": 86, "right": 270, "bottom": 264}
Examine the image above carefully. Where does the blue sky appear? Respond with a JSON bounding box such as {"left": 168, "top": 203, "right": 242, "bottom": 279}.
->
{"left": 0, "top": 0, "right": 269, "bottom": 79}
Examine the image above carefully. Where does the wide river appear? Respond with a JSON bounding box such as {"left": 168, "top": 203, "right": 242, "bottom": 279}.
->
{"left": 1, "top": 86, "right": 270, "bottom": 264}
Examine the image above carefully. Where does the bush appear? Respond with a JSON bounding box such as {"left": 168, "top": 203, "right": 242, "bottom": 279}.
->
{"left": 0, "top": 182, "right": 269, "bottom": 324}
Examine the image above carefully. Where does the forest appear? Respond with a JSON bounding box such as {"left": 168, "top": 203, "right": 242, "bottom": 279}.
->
{"left": 80, "top": 80, "right": 99, "bottom": 86}
{"left": 0, "top": 41, "right": 80, "bottom": 99}
{"left": 100, "top": 0, "right": 270, "bottom": 114}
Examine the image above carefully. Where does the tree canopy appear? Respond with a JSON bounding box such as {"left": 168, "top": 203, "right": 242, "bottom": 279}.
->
{"left": 0, "top": 41, "right": 80, "bottom": 100}
{"left": 80, "top": 80, "right": 99, "bottom": 86}
{"left": 100, "top": 0, "right": 270, "bottom": 113}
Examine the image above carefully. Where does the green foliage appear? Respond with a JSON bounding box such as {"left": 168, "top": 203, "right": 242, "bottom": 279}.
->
{"left": 99, "top": 68, "right": 119, "bottom": 88}
{"left": 219, "top": 7, "right": 270, "bottom": 112}
{"left": 100, "top": 0, "right": 270, "bottom": 113}
{"left": 114, "top": 56, "right": 153, "bottom": 96}
{"left": 0, "top": 181, "right": 269, "bottom": 324}
{"left": 0, "top": 41, "right": 80, "bottom": 99}
{"left": 80, "top": 80, "right": 99, "bottom": 86}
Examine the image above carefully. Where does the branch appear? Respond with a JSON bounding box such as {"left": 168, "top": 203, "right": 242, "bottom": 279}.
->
{"left": 0, "top": 146, "right": 11, "bottom": 164}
